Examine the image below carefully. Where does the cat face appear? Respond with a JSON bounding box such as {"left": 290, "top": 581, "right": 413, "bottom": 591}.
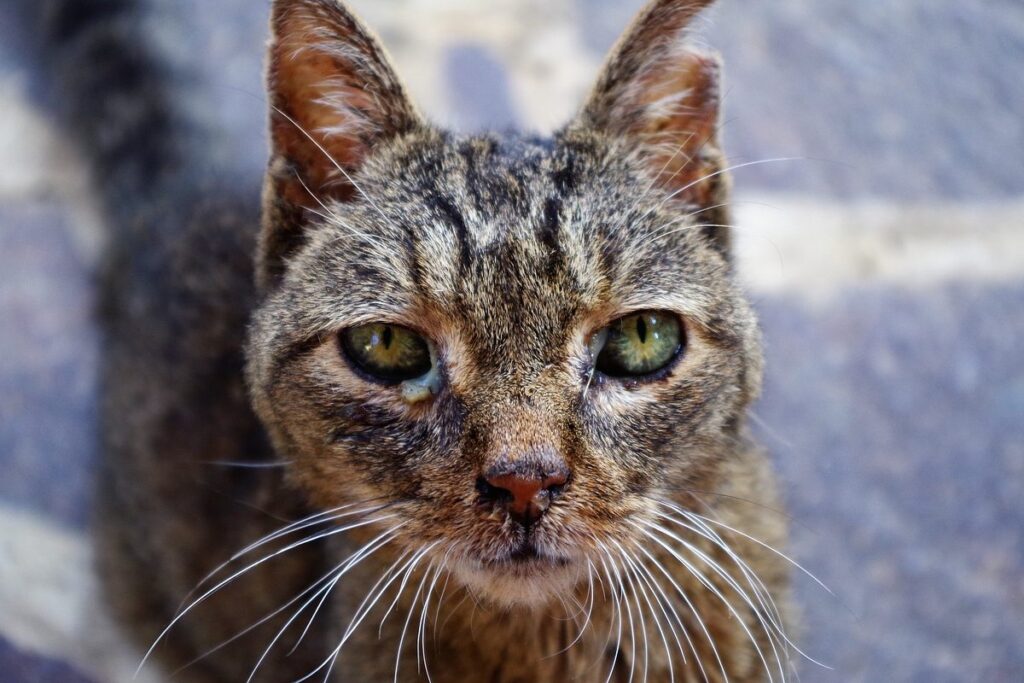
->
{"left": 247, "top": 0, "right": 761, "bottom": 607}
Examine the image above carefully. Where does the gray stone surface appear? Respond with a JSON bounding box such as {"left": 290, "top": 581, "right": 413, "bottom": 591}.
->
{"left": 0, "top": 203, "right": 97, "bottom": 530}
{"left": 756, "top": 284, "right": 1024, "bottom": 681}
{"left": 0, "top": 636, "right": 95, "bottom": 683}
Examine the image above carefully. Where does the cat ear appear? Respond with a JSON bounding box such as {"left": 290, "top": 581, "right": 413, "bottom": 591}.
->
{"left": 260, "top": 0, "right": 422, "bottom": 288}
{"left": 574, "top": 0, "right": 732, "bottom": 254}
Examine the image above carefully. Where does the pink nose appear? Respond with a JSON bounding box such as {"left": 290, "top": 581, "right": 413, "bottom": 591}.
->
{"left": 478, "top": 461, "right": 570, "bottom": 526}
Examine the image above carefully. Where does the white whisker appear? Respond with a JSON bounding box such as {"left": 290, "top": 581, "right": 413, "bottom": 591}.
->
{"left": 247, "top": 526, "right": 402, "bottom": 683}
{"left": 658, "top": 506, "right": 831, "bottom": 670}
{"left": 610, "top": 540, "right": 651, "bottom": 679}
{"left": 630, "top": 542, "right": 719, "bottom": 683}
{"left": 137, "top": 514, "right": 396, "bottom": 677}
{"left": 654, "top": 509, "right": 788, "bottom": 640}
{"left": 547, "top": 559, "right": 598, "bottom": 658}
{"left": 619, "top": 545, "right": 678, "bottom": 683}
{"left": 647, "top": 157, "right": 801, "bottom": 217}
{"left": 170, "top": 561, "right": 350, "bottom": 677}
{"left": 418, "top": 558, "right": 447, "bottom": 683}
{"left": 601, "top": 541, "right": 638, "bottom": 683}
{"left": 301, "top": 544, "right": 434, "bottom": 683}
{"left": 637, "top": 522, "right": 781, "bottom": 683}
{"left": 594, "top": 545, "right": 624, "bottom": 683}
{"left": 394, "top": 557, "right": 437, "bottom": 683}
{"left": 183, "top": 503, "right": 387, "bottom": 608}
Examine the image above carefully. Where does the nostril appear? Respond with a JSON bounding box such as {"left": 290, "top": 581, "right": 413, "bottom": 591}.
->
{"left": 475, "top": 476, "right": 512, "bottom": 505}
{"left": 541, "top": 471, "right": 569, "bottom": 495}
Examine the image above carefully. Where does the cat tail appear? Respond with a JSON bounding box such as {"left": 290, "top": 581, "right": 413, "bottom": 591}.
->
{"left": 33, "top": 0, "right": 258, "bottom": 240}
{"left": 32, "top": 0, "right": 260, "bottom": 320}
{"left": 35, "top": 0, "right": 187, "bottom": 216}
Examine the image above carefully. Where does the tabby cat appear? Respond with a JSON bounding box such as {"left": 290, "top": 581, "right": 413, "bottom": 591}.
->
{"left": 49, "top": 0, "right": 795, "bottom": 680}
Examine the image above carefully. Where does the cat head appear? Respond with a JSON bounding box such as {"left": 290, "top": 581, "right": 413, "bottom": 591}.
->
{"left": 247, "top": 0, "right": 762, "bottom": 607}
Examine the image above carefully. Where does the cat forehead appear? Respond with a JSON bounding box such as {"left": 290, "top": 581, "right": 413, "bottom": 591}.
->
{"left": 373, "top": 132, "right": 610, "bottom": 230}
{"left": 296, "top": 130, "right": 725, "bottom": 337}
{"left": 351, "top": 130, "right": 698, "bottom": 262}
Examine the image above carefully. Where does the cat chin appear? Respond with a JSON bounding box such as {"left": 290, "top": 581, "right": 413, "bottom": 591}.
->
{"left": 452, "top": 556, "right": 585, "bottom": 609}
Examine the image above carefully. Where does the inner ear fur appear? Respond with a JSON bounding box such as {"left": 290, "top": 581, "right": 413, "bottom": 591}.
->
{"left": 260, "top": 0, "right": 422, "bottom": 289}
{"left": 573, "top": 0, "right": 732, "bottom": 255}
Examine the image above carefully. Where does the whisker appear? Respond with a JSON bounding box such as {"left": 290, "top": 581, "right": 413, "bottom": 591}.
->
{"left": 431, "top": 565, "right": 453, "bottom": 640}
{"left": 593, "top": 544, "right": 623, "bottom": 683}
{"left": 600, "top": 541, "right": 638, "bottom": 683}
{"left": 178, "top": 503, "right": 389, "bottom": 612}
{"left": 301, "top": 545, "right": 427, "bottom": 683}
{"left": 394, "top": 556, "right": 437, "bottom": 683}
{"left": 545, "top": 559, "right": 598, "bottom": 658}
{"left": 417, "top": 557, "right": 448, "bottom": 683}
{"left": 631, "top": 541, "right": 721, "bottom": 683}
{"left": 198, "top": 459, "right": 293, "bottom": 469}
{"left": 378, "top": 545, "right": 436, "bottom": 637}
{"left": 653, "top": 509, "right": 789, "bottom": 640}
{"left": 647, "top": 157, "right": 802, "bottom": 218}
{"left": 601, "top": 130, "right": 700, "bottom": 241}
{"left": 246, "top": 526, "right": 402, "bottom": 683}
{"left": 680, "top": 507, "right": 832, "bottom": 595}
{"left": 137, "top": 514, "right": 395, "bottom": 677}
{"left": 618, "top": 545, "right": 678, "bottom": 683}
{"left": 655, "top": 504, "right": 815, "bottom": 666}
{"left": 613, "top": 541, "right": 656, "bottom": 683}
{"left": 637, "top": 522, "right": 782, "bottom": 683}
{"left": 658, "top": 507, "right": 832, "bottom": 670}
{"left": 170, "top": 561, "right": 351, "bottom": 677}
{"left": 628, "top": 548, "right": 701, "bottom": 683}
{"left": 270, "top": 105, "right": 396, "bottom": 235}
{"left": 288, "top": 527, "right": 406, "bottom": 657}
{"left": 652, "top": 488, "right": 792, "bottom": 521}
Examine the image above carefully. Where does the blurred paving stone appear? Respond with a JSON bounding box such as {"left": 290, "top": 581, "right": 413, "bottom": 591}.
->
{"left": 0, "top": 203, "right": 97, "bottom": 530}
{"left": 754, "top": 282, "right": 1024, "bottom": 681}
{"left": 0, "top": 637, "right": 95, "bottom": 683}
{"left": 444, "top": 44, "right": 519, "bottom": 131}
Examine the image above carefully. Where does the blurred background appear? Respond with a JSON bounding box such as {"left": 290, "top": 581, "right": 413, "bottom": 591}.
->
{"left": 1, "top": 0, "right": 1022, "bottom": 680}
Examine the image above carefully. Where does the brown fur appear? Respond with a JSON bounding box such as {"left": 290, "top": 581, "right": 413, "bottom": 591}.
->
{"left": 97, "top": 0, "right": 792, "bottom": 680}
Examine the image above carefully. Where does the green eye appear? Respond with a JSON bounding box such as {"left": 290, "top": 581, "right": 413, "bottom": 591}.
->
{"left": 593, "top": 311, "right": 684, "bottom": 378}
{"left": 340, "top": 323, "right": 432, "bottom": 383}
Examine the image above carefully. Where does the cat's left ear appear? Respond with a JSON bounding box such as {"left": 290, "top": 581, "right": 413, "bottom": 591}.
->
{"left": 260, "top": 0, "right": 422, "bottom": 289}
{"left": 573, "top": 0, "right": 731, "bottom": 254}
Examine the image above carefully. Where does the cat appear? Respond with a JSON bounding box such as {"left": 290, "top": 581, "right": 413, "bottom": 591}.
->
{"left": 47, "top": 0, "right": 794, "bottom": 680}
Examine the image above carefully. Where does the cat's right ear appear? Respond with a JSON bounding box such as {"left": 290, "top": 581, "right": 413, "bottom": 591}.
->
{"left": 260, "top": 0, "right": 422, "bottom": 289}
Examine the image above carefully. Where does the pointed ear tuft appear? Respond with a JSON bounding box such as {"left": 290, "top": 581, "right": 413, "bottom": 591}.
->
{"left": 575, "top": 0, "right": 732, "bottom": 254}
{"left": 260, "top": 0, "right": 421, "bottom": 288}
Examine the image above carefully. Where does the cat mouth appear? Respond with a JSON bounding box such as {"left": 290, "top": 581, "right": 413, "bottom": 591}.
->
{"left": 485, "top": 541, "right": 570, "bottom": 569}
{"left": 454, "top": 541, "right": 580, "bottom": 607}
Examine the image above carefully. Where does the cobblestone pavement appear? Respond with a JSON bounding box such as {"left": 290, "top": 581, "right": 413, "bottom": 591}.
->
{"left": 1, "top": 1, "right": 1022, "bottom": 681}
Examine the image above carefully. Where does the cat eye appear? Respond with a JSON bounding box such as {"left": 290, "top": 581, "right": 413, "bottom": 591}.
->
{"left": 340, "top": 323, "right": 432, "bottom": 383}
{"left": 592, "top": 311, "right": 684, "bottom": 379}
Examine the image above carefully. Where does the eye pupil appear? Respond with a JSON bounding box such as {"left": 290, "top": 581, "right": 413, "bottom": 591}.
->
{"left": 636, "top": 317, "right": 648, "bottom": 344}
{"left": 381, "top": 326, "right": 393, "bottom": 349}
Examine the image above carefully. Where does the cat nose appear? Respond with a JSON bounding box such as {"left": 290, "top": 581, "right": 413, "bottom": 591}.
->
{"left": 477, "top": 458, "right": 570, "bottom": 526}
